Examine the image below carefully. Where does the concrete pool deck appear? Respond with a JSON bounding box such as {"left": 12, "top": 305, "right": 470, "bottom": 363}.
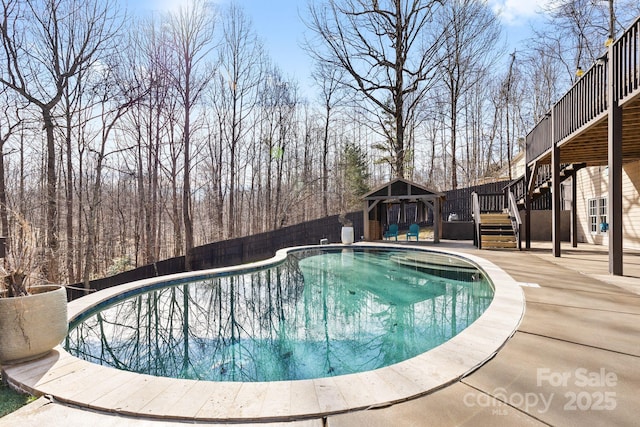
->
{"left": 2, "top": 241, "right": 640, "bottom": 426}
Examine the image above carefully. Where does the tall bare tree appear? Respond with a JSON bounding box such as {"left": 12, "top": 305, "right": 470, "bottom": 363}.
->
{"left": 80, "top": 47, "right": 143, "bottom": 290}
{"left": 167, "top": 0, "right": 216, "bottom": 270}
{"left": 305, "top": 0, "right": 443, "bottom": 179}
{"left": 126, "top": 17, "right": 174, "bottom": 265}
{"left": 436, "top": 0, "right": 501, "bottom": 189}
{"left": 0, "top": 0, "right": 119, "bottom": 281}
{"left": 213, "top": 3, "right": 263, "bottom": 238}
{"left": 502, "top": 51, "right": 517, "bottom": 181}
{"left": 311, "top": 62, "right": 345, "bottom": 216}
{"left": 0, "top": 88, "right": 24, "bottom": 243}
{"left": 532, "top": 0, "right": 640, "bottom": 86}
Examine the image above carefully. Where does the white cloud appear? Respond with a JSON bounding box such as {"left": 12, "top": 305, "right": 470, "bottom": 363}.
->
{"left": 489, "top": 0, "right": 554, "bottom": 25}
{"left": 135, "top": 0, "right": 221, "bottom": 14}
{"left": 156, "top": 0, "right": 195, "bottom": 13}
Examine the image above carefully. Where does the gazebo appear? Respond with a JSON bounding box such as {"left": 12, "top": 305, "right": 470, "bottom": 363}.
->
{"left": 362, "top": 178, "right": 444, "bottom": 242}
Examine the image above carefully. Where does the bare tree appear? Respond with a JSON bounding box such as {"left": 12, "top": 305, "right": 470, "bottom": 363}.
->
{"left": 80, "top": 45, "right": 144, "bottom": 290}
{"left": 0, "top": 0, "right": 120, "bottom": 281}
{"left": 0, "top": 88, "right": 24, "bottom": 242}
{"left": 127, "top": 16, "right": 174, "bottom": 265}
{"left": 166, "top": 0, "right": 216, "bottom": 270}
{"left": 305, "top": 0, "right": 443, "bottom": 179}
{"left": 520, "top": 46, "right": 562, "bottom": 122}
{"left": 532, "top": 0, "right": 640, "bottom": 86}
{"left": 311, "top": 62, "right": 345, "bottom": 216}
{"left": 204, "top": 85, "right": 226, "bottom": 240}
{"left": 435, "top": 0, "right": 502, "bottom": 189}
{"left": 502, "top": 51, "right": 516, "bottom": 181}
{"left": 258, "top": 66, "right": 297, "bottom": 229}
{"left": 213, "top": 3, "right": 263, "bottom": 238}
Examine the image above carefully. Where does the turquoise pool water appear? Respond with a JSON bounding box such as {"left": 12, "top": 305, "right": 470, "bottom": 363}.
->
{"left": 65, "top": 248, "right": 494, "bottom": 382}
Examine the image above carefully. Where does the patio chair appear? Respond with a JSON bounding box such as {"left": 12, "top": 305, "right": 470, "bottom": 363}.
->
{"left": 383, "top": 224, "right": 399, "bottom": 241}
{"left": 406, "top": 223, "right": 419, "bottom": 241}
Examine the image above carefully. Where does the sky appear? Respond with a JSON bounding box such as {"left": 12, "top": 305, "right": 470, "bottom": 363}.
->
{"left": 124, "top": 0, "right": 552, "bottom": 98}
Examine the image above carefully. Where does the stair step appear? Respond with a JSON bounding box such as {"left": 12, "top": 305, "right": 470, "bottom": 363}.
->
{"left": 480, "top": 214, "right": 512, "bottom": 225}
{"left": 481, "top": 222, "right": 512, "bottom": 228}
{"left": 482, "top": 235, "right": 517, "bottom": 242}
{"left": 481, "top": 241, "right": 518, "bottom": 249}
{"left": 481, "top": 230, "right": 515, "bottom": 236}
{"left": 481, "top": 222, "right": 515, "bottom": 229}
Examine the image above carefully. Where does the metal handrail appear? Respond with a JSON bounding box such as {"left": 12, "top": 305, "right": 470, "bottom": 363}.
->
{"left": 508, "top": 192, "right": 522, "bottom": 227}
{"left": 508, "top": 191, "right": 522, "bottom": 250}
{"left": 472, "top": 191, "right": 481, "bottom": 249}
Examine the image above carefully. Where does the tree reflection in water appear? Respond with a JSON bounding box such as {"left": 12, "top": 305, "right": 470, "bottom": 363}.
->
{"left": 66, "top": 249, "right": 493, "bottom": 381}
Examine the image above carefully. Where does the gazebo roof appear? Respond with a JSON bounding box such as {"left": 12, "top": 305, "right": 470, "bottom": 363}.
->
{"left": 362, "top": 178, "right": 444, "bottom": 201}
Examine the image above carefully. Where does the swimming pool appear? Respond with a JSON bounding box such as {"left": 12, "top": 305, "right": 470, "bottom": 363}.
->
{"left": 43, "top": 242, "right": 523, "bottom": 420}
{"left": 65, "top": 248, "right": 494, "bottom": 382}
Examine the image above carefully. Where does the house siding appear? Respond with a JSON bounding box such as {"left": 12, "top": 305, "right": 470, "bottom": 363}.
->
{"left": 575, "top": 160, "right": 640, "bottom": 249}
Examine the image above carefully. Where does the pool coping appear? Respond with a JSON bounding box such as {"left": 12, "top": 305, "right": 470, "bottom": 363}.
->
{"left": 2, "top": 242, "right": 525, "bottom": 422}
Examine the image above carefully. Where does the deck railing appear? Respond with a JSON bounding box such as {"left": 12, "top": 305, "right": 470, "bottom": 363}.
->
{"left": 616, "top": 16, "right": 640, "bottom": 104}
{"left": 526, "top": 113, "right": 552, "bottom": 163}
{"left": 526, "top": 14, "right": 640, "bottom": 163}
{"left": 503, "top": 173, "right": 526, "bottom": 203}
{"left": 554, "top": 59, "right": 608, "bottom": 143}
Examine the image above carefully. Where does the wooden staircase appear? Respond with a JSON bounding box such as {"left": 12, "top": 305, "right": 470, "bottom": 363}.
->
{"left": 479, "top": 213, "right": 517, "bottom": 249}
{"left": 510, "top": 162, "right": 587, "bottom": 210}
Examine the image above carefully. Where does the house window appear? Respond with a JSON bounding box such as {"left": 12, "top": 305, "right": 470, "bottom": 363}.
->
{"left": 588, "top": 197, "right": 607, "bottom": 234}
{"left": 561, "top": 182, "right": 572, "bottom": 211}
{"left": 599, "top": 198, "right": 608, "bottom": 232}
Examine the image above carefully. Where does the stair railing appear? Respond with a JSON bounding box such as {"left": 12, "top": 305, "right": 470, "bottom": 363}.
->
{"left": 508, "top": 191, "right": 523, "bottom": 250}
{"left": 503, "top": 174, "right": 526, "bottom": 206}
{"left": 472, "top": 191, "right": 482, "bottom": 249}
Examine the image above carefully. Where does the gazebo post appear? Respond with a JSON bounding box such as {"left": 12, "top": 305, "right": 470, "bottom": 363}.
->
{"left": 363, "top": 200, "right": 370, "bottom": 240}
{"left": 433, "top": 197, "right": 441, "bottom": 243}
{"left": 363, "top": 199, "right": 382, "bottom": 240}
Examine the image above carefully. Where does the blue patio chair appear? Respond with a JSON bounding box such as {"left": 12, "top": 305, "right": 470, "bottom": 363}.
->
{"left": 383, "top": 224, "right": 399, "bottom": 241}
{"left": 406, "top": 223, "right": 419, "bottom": 241}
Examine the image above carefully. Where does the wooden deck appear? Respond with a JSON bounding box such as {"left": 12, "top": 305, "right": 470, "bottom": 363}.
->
{"left": 522, "top": 15, "right": 640, "bottom": 275}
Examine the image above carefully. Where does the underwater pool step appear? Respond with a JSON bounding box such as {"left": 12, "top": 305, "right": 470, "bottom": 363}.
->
{"left": 389, "top": 253, "right": 478, "bottom": 272}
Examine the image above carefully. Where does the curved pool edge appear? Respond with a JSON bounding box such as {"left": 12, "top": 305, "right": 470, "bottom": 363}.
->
{"left": 2, "top": 243, "right": 525, "bottom": 422}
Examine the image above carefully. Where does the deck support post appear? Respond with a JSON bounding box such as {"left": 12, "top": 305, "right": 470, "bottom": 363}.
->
{"left": 571, "top": 175, "right": 578, "bottom": 248}
{"left": 608, "top": 44, "right": 623, "bottom": 275}
{"left": 551, "top": 109, "right": 561, "bottom": 258}
{"left": 525, "top": 164, "right": 532, "bottom": 249}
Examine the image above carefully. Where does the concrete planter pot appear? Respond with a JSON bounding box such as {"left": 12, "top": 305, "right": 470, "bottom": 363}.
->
{"left": 341, "top": 226, "right": 354, "bottom": 244}
{"left": 0, "top": 285, "right": 68, "bottom": 365}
